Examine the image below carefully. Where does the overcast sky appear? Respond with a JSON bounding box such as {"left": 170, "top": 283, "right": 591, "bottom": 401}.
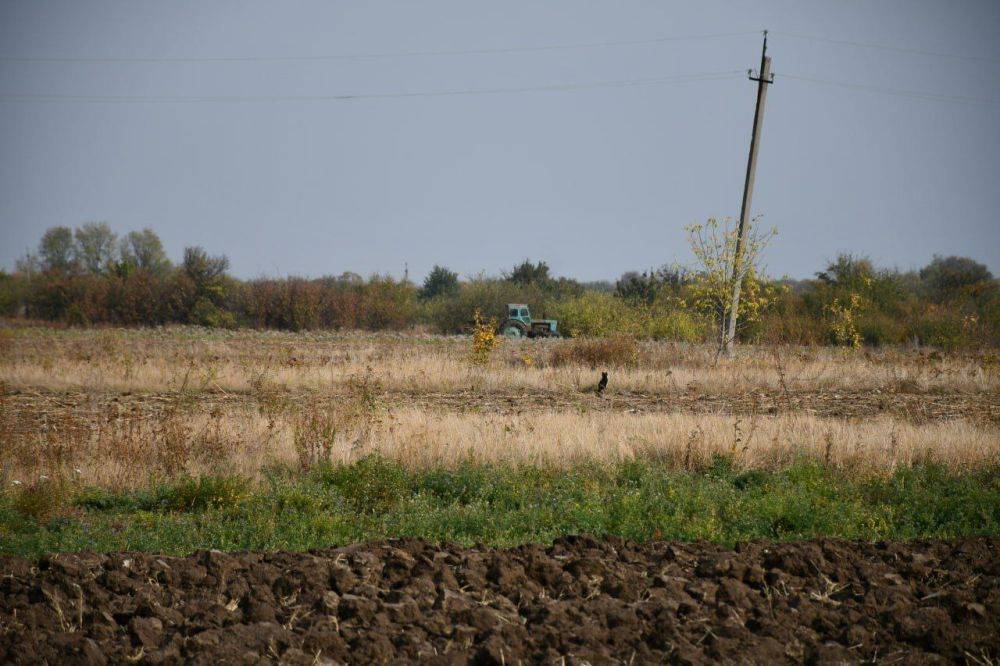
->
{"left": 1, "top": 1, "right": 998, "bottom": 282}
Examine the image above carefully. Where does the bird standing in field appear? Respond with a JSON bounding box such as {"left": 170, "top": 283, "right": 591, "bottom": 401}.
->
{"left": 596, "top": 371, "right": 608, "bottom": 396}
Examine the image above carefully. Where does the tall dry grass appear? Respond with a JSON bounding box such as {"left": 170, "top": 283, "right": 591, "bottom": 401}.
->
{"left": 2, "top": 326, "right": 997, "bottom": 395}
{"left": 3, "top": 326, "right": 996, "bottom": 492}
{"left": 3, "top": 397, "right": 996, "bottom": 489}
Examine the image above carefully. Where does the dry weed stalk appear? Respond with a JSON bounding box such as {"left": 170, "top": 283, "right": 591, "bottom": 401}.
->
{"left": 1, "top": 402, "right": 996, "bottom": 488}
{"left": 292, "top": 371, "right": 385, "bottom": 469}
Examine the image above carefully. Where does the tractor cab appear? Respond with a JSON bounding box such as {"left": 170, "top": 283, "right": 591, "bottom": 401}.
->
{"left": 499, "top": 303, "right": 559, "bottom": 339}
{"left": 507, "top": 304, "right": 531, "bottom": 326}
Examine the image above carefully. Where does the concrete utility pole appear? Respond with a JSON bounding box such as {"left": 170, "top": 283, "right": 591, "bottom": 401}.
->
{"left": 723, "top": 31, "right": 773, "bottom": 356}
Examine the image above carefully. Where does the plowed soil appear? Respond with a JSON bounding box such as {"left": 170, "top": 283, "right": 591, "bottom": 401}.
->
{"left": 1, "top": 537, "right": 996, "bottom": 664}
{"left": 8, "top": 386, "right": 1000, "bottom": 425}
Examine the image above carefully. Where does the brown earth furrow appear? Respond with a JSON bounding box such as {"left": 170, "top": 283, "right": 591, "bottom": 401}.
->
{"left": 7, "top": 387, "right": 999, "bottom": 425}
{"left": 0, "top": 537, "right": 996, "bottom": 664}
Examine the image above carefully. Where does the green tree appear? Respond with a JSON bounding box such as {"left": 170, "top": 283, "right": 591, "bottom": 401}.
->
{"left": 179, "top": 247, "right": 232, "bottom": 327}
{"left": 813, "top": 254, "right": 907, "bottom": 315}
{"left": 919, "top": 255, "right": 993, "bottom": 302}
{"left": 74, "top": 222, "right": 118, "bottom": 274}
{"left": 815, "top": 254, "right": 875, "bottom": 290}
{"left": 419, "top": 265, "right": 459, "bottom": 300}
{"left": 119, "top": 228, "right": 171, "bottom": 275}
{"left": 616, "top": 266, "right": 691, "bottom": 304}
{"left": 14, "top": 253, "right": 40, "bottom": 276}
{"left": 685, "top": 217, "right": 776, "bottom": 350}
{"left": 506, "top": 259, "right": 551, "bottom": 287}
{"left": 183, "top": 247, "right": 228, "bottom": 292}
{"left": 38, "top": 226, "right": 77, "bottom": 273}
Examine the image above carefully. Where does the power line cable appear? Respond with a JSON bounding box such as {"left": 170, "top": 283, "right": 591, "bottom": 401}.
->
{"left": 0, "top": 70, "right": 745, "bottom": 104}
{"left": 772, "top": 30, "right": 1000, "bottom": 64}
{"left": 0, "top": 31, "right": 759, "bottom": 64}
{"left": 780, "top": 72, "right": 1000, "bottom": 105}
{"left": 5, "top": 70, "right": 993, "bottom": 108}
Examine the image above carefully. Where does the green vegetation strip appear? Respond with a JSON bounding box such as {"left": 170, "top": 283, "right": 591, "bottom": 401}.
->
{"left": 2, "top": 457, "right": 998, "bottom": 557}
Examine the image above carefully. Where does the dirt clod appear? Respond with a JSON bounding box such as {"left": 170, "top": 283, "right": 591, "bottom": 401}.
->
{"left": 1, "top": 537, "right": 996, "bottom": 664}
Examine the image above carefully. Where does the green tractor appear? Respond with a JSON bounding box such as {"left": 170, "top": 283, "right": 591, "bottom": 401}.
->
{"left": 498, "top": 303, "right": 559, "bottom": 339}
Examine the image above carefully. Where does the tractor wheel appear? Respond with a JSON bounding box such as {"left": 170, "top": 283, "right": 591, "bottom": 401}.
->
{"left": 499, "top": 319, "right": 528, "bottom": 339}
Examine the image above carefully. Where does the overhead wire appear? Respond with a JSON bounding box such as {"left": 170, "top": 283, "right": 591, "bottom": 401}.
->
{"left": 0, "top": 70, "right": 745, "bottom": 104}
{"left": 0, "top": 30, "right": 759, "bottom": 64}
{"left": 771, "top": 30, "right": 1000, "bottom": 64}
{"left": 1, "top": 27, "right": 996, "bottom": 107}
{"left": 779, "top": 72, "right": 1000, "bottom": 106}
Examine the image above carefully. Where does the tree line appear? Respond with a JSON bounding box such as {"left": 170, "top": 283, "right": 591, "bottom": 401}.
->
{"left": 2, "top": 223, "right": 997, "bottom": 348}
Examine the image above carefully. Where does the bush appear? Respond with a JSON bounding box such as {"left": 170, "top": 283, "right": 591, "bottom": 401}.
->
{"left": 552, "top": 292, "right": 706, "bottom": 342}
{"left": 0, "top": 271, "right": 24, "bottom": 316}
{"left": 236, "top": 278, "right": 324, "bottom": 330}
{"left": 149, "top": 475, "right": 248, "bottom": 512}
{"left": 359, "top": 276, "right": 417, "bottom": 330}
{"left": 643, "top": 308, "right": 706, "bottom": 342}
{"left": 756, "top": 290, "right": 825, "bottom": 345}
{"left": 551, "top": 292, "right": 637, "bottom": 337}
{"left": 907, "top": 310, "right": 969, "bottom": 349}
{"left": 857, "top": 312, "right": 907, "bottom": 347}
{"left": 189, "top": 297, "right": 236, "bottom": 329}
{"left": 10, "top": 477, "right": 72, "bottom": 523}
{"left": 317, "top": 455, "right": 410, "bottom": 513}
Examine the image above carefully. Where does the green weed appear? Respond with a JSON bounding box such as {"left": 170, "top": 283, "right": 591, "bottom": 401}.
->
{"left": 1, "top": 460, "right": 997, "bottom": 557}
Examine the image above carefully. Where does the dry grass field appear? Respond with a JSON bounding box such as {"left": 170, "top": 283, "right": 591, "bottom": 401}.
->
{"left": 2, "top": 324, "right": 997, "bottom": 489}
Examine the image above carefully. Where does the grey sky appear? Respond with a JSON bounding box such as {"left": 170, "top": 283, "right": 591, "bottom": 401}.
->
{"left": 1, "top": 1, "right": 998, "bottom": 282}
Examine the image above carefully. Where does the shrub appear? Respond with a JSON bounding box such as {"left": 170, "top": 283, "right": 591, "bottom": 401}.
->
{"left": 237, "top": 278, "right": 324, "bottom": 330}
{"left": 74, "top": 486, "right": 136, "bottom": 512}
{"left": 189, "top": 297, "right": 235, "bottom": 329}
{"left": 150, "top": 475, "right": 248, "bottom": 512}
{"left": 109, "top": 270, "right": 170, "bottom": 325}
{"left": 825, "top": 293, "right": 864, "bottom": 347}
{"left": 552, "top": 292, "right": 705, "bottom": 342}
{"left": 907, "top": 310, "right": 969, "bottom": 349}
{"left": 0, "top": 271, "right": 25, "bottom": 316}
{"left": 857, "top": 312, "right": 907, "bottom": 347}
{"left": 359, "top": 276, "right": 418, "bottom": 330}
{"left": 551, "top": 292, "right": 636, "bottom": 337}
{"left": 317, "top": 455, "right": 410, "bottom": 513}
{"left": 756, "top": 291, "right": 825, "bottom": 345}
{"left": 470, "top": 310, "right": 501, "bottom": 365}
{"left": 642, "top": 308, "right": 706, "bottom": 342}
{"left": 11, "top": 477, "right": 72, "bottom": 523}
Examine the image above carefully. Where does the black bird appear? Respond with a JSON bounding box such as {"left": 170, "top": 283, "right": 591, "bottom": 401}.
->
{"left": 596, "top": 371, "right": 608, "bottom": 395}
